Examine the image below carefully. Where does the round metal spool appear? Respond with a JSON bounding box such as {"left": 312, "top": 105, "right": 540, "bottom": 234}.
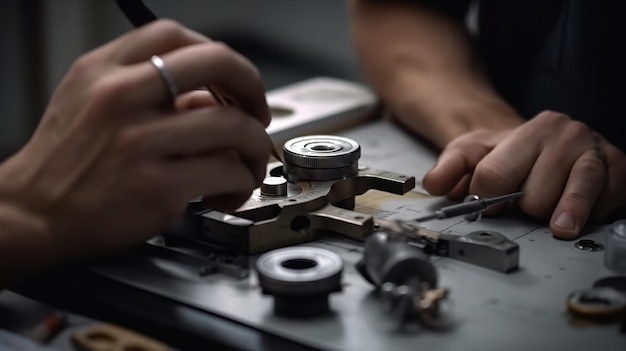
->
{"left": 256, "top": 246, "right": 343, "bottom": 317}
{"left": 283, "top": 135, "right": 360, "bottom": 181}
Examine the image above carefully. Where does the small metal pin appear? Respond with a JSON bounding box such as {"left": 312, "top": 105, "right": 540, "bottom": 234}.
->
{"left": 411, "top": 191, "right": 525, "bottom": 223}
{"left": 205, "top": 87, "right": 282, "bottom": 164}
{"left": 271, "top": 147, "right": 284, "bottom": 164}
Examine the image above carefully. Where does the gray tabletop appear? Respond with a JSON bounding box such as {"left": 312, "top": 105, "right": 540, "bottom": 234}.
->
{"left": 91, "top": 120, "right": 625, "bottom": 351}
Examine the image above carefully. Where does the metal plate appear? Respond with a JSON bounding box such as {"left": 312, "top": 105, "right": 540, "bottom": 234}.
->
{"left": 90, "top": 120, "right": 625, "bottom": 351}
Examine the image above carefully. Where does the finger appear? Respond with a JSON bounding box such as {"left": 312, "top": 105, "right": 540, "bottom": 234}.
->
{"left": 122, "top": 107, "right": 270, "bottom": 183}
{"left": 175, "top": 90, "right": 217, "bottom": 111}
{"left": 589, "top": 138, "right": 626, "bottom": 220}
{"left": 467, "top": 114, "right": 578, "bottom": 198}
{"left": 469, "top": 131, "right": 542, "bottom": 199}
{"left": 203, "top": 193, "right": 253, "bottom": 213}
{"left": 517, "top": 121, "right": 600, "bottom": 218}
{"left": 423, "top": 150, "right": 468, "bottom": 195}
{"left": 135, "top": 42, "right": 271, "bottom": 125}
{"left": 550, "top": 147, "right": 607, "bottom": 239}
{"left": 108, "top": 19, "right": 210, "bottom": 64}
{"left": 165, "top": 151, "right": 256, "bottom": 210}
{"left": 446, "top": 173, "right": 471, "bottom": 200}
{"left": 423, "top": 138, "right": 491, "bottom": 195}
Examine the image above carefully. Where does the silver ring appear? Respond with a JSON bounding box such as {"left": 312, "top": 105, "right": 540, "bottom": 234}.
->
{"left": 150, "top": 55, "right": 178, "bottom": 99}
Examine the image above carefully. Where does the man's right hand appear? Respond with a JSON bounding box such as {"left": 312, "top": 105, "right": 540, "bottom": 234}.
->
{"left": 423, "top": 111, "right": 626, "bottom": 239}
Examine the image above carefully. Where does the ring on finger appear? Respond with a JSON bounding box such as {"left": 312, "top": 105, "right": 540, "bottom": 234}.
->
{"left": 150, "top": 55, "right": 178, "bottom": 100}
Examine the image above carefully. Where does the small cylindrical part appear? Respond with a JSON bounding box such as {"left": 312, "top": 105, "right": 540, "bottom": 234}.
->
{"left": 363, "top": 232, "right": 437, "bottom": 288}
{"left": 605, "top": 219, "right": 626, "bottom": 274}
{"left": 260, "top": 176, "right": 288, "bottom": 197}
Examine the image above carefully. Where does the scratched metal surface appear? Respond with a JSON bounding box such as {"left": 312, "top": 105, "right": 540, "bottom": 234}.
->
{"left": 93, "top": 120, "right": 625, "bottom": 350}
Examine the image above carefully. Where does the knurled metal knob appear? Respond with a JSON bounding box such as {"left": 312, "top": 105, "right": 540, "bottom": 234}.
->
{"left": 283, "top": 135, "right": 361, "bottom": 181}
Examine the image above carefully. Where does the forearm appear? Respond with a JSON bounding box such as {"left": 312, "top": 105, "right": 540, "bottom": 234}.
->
{"left": 349, "top": 0, "right": 523, "bottom": 148}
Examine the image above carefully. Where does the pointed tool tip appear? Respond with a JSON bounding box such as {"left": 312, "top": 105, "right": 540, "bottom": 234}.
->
{"left": 483, "top": 191, "right": 525, "bottom": 207}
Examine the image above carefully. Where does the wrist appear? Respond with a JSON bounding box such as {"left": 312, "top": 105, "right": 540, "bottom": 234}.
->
{"left": 382, "top": 68, "right": 525, "bottom": 149}
{"left": 0, "top": 153, "right": 62, "bottom": 286}
{"left": 0, "top": 201, "right": 57, "bottom": 285}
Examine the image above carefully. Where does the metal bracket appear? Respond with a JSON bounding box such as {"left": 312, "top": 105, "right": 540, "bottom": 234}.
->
{"left": 375, "top": 220, "right": 519, "bottom": 273}
{"left": 167, "top": 163, "right": 416, "bottom": 254}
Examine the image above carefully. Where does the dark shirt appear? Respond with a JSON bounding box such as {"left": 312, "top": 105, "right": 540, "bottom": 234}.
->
{"left": 420, "top": 0, "right": 626, "bottom": 151}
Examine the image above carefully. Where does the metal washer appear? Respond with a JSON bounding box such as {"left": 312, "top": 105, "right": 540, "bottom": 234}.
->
{"left": 256, "top": 246, "right": 344, "bottom": 317}
{"left": 256, "top": 246, "right": 343, "bottom": 295}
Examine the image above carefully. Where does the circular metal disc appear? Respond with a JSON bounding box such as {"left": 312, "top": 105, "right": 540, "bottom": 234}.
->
{"left": 283, "top": 135, "right": 361, "bottom": 169}
{"left": 256, "top": 246, "right": 343, "bottom": 296}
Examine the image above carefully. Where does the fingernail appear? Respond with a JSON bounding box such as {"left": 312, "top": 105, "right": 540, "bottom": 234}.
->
{"left": 554, "top": 212, "right": 576, "bottom": 230}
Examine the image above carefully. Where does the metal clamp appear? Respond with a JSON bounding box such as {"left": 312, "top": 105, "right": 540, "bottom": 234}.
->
{"left": 375, "top": 219, "right": 519, "bottom": 273}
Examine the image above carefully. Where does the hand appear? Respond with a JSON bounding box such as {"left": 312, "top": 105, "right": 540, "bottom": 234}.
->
{"left": 0, "top": 20, "right": 272, "bottom": 264}
{"left": 422, "top": 111, "right": 626, "bottom": 239}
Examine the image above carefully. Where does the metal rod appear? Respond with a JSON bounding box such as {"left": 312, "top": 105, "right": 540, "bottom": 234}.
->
{"left": 412, "top": 191, "right": 525, "bottom": 222}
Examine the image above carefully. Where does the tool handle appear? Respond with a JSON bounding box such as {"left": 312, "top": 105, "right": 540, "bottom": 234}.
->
{"left": 438, "top": 201, "right": 484, "bottom": 219}
{"left": 115, "top": 0, "right": 157, "bottom": 27}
